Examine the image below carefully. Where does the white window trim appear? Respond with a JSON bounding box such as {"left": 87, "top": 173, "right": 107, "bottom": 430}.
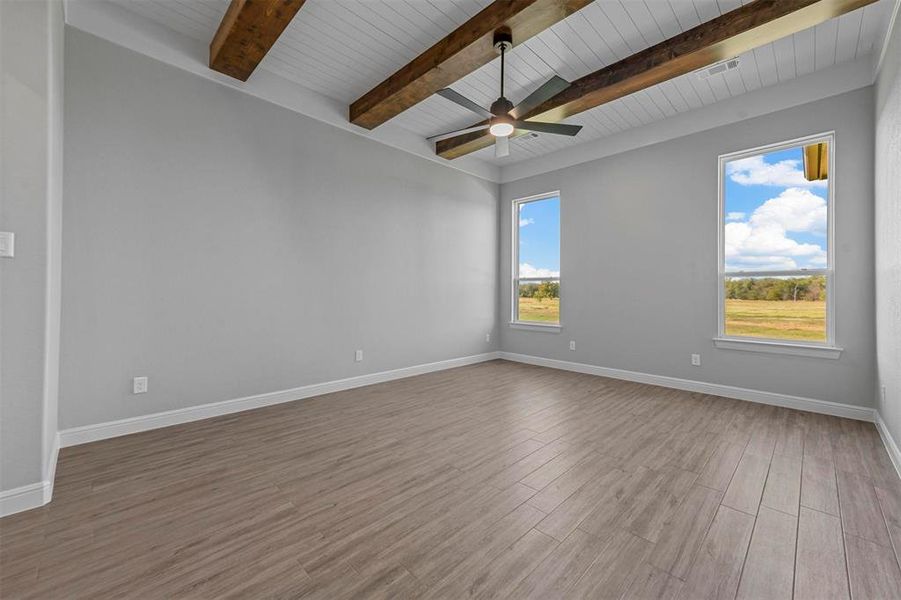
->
{"left": 716, "top": 132, "right": 841, "bottom": 358}
{"left": 511, "top": 191, "right": 561, "bottom": 329}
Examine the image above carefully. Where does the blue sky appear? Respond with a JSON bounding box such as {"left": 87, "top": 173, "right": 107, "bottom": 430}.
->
{"left": 518, "top": 196, "right": 560, "bottom": 278}
{"left": 724, "top": 146, "right": 828, "bottom": 272}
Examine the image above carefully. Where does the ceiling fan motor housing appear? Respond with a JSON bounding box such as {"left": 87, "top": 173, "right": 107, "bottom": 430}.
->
{"left": 490, "top": 97, "right": 514, "bottom": 117}
{"left": 493, "top": 27, "right": 512, "bottom": 54}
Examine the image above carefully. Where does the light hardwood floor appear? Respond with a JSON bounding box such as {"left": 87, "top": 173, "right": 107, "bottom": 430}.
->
{"left": 2, "top": 360, "right": 901, "bottom": 599}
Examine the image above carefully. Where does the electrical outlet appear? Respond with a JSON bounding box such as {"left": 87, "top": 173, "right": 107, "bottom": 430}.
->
{"left": 486, "top": 333, "right": 491, "bottom": 343}
{"left": 569, "top": 340, "right": 576, "bottom": 351}
{"left": 133, "top": 376, "right": 148, "bottom": 394}
{"left": 355, "top": 350, "right": 363, "bottom": 362}
{"left": 0, "top": 232, "right": 14, "bottom": 258}
{"left": 691, "top": 354, "right": 701, "bottom": 366}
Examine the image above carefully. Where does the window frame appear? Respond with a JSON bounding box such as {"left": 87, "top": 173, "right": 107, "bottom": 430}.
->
{"left": 511, "top": 191, "right": 562, "bottom": 330}
{"left": 715, "top": 132, "right": 839, "bottom": 356}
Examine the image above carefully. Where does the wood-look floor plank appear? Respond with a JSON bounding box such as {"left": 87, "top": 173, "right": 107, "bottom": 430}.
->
{"left": 649, "top": 484, "right": 723, "bottom": 579}
{"left": 536, "top": 467, "right": 629, "bottom": 541}
{"left": 773, "top": 409, "right": 805, "bottom": 458}
{"left": 696, "top": 441, "right": 746, "bottom": 492}
{"left": 675, "top": 505, "right": 755, "bottom": 600}
{"left": 735, "top": 506, "right": 797, "bottom": 600}
{"left": 845, "top": 532, "right": 901, "bottom": 600}
{"left": 875, "top": 482, "right": 901, "bottom": 566}
{"left": 836, "top": 470, "right": 893, "bottom": 547}
{"left": 795, "top": 506, "right": 850, "bottom": 600}
{"left": 519, "top": 443, "right": 597, "bottom": 490}
{"left": 721, "top": 453, "right": 770, "bottom": 515}
{"left": 761, "top": 453, "right": 802, "bottom": 516}
{"left": 527, "top": 452, "right": 619, "bottom": 514}
{"left": 0, "top": 360, "right": 896, "bottom": 599}
{"left": 404, "top": 487, "right": 543, "bottom": 587}
{"left": 425, "top": 527, "right": 558, "bottom": 599}
{"left": 801, "top": 454, "right": 840, "bottom": 515}
{"left": 506, "top": 528, "right": 608, "bottom": 599}
{"left": 621, "top": 562, "right": 684, "bottom": 600}
{"left": 566, "top": 529, "right": 654, "bottom": 599}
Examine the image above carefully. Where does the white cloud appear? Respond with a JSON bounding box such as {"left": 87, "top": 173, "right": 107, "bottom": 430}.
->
{"left": 726, "top": 155, "right": 827, "bottom": 188}
{"left": 749, "top": 187, "right": 826, "bottom": 235}
{"left": 725, "top": 188, "right": 827, "bottom": 271}
{"left": 519, "top": 217, "right": 534, "bottom": 227}
{"left": 519, "top": 263, "right": 559, "bottom": 278}
{"left": 726, "top": 211, "right": 746, "bottom": 221}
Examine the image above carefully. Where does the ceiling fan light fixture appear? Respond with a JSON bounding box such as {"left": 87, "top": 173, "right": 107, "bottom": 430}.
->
{"left": 489, "top": 120, "right": 514, "bottom": 137}
{"left": 430, "top": 27, "right": 580, "bottom": 154}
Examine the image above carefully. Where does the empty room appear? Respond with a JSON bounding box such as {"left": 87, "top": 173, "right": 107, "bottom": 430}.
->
{"left": 2, "top": 0, "right": 901, "bottom": 597}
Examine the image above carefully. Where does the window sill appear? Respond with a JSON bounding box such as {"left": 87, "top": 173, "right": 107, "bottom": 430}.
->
{"left": 509, "top": 322, "right": 562, "bottom": 332}
{"left": 713, "top": 337, "right": 843, "bottom": 359}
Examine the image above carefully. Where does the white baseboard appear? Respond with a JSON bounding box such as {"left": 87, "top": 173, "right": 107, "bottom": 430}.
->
{"left": 8, "top": 350, "right": 893, "bottom": 517}
{"left": 0, "top": 433, "right": 60, "bottom": 517}
{"left": 59, "top": 352, "right": 502, "bottom": 448}
{"left": 498, "top": 352, "right": 875, "bottom": 422}
{"left": 875, "top": 411, "right": 901, "bottom": 480}
{"left": 0, "top": 482, "right": 51, "bottom": 518}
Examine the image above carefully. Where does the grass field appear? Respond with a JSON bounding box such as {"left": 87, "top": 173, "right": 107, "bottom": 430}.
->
{"left": 518, "top": 297, "right": 560, "bottom": 322}
{"left": 518, "top": 297, "right": 825, "bottom": 340}
{"left": 724, "top": 299, "right": 826, "bottom": 341}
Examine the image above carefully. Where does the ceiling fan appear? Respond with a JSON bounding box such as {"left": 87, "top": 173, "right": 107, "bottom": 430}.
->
{"left": 428, "top": 27, "right": 582, "bottom": 158}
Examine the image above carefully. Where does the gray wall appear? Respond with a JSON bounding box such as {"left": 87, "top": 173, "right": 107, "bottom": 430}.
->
{"left": 0, "top": 0, "right": 63, "bottom": 493}
{"left": 500, "top": 87, "right": 876, "bottom": 407}
{"left": 875, "top": 21, "right": 901, "bottom": 440}
{"left": 60, "top": 29, "right": 498, "bottom": 430}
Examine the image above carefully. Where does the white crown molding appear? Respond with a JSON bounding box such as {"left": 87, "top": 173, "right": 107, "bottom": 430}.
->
{"left": 59, "top": 352, "right": 502, "bottom": 447}
{"left": 62, "top": 0, "right": 501, "bottom": 184}
{"left": 499, "top": 55, "right": 876, "bottom": 183}
{"left": 498, "top": 352, "right": 876, "bottom": 422}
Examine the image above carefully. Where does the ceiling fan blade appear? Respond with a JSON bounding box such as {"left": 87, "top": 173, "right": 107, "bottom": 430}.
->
{"left": 436, "top": 88, "right": 493, "bottom": 120}
{"left": 427, "top": 124, "right": 490, "bottom": 142}
{"left": 511, "top": 75, "right": 570, "bottom": 119}
{"left": 495, "top": 135, "right": 510, "bottom": 158}
{"left": 513, "top": 120, "right": 582, "bottom": 136}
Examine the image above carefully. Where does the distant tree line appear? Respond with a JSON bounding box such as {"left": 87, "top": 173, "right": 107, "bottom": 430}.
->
{"left": 725, "top": 275, "right": 826, "bottom": 301}
{"left": 519, "top": 281, "right": 559, "bottom": 301}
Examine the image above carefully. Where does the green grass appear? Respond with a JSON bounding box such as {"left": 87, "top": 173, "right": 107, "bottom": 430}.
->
{"left": 725, "top": 299, "right": 826, "bottom": 342}
{"left": 518, "top": 297, "right": 560, "bottom": 323}
{"left": 517, "top": 297, "right": 825, "bottom": 341}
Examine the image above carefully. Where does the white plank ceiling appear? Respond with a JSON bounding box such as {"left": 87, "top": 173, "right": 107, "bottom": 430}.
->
{"left": 110, "top": 0, "right": 894, "bottom": 165}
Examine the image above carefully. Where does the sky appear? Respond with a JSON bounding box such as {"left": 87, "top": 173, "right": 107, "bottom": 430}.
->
{"left": 724, "top": 146, "right": 828, "bottom": 272}
{"left": 518, "top": 196, "right": 560, "bottom": 279}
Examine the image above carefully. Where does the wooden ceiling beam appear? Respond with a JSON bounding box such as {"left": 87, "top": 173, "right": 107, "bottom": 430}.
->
{"left": 210, "top": 0, "right": 306, "bottom": 81}
{"left": 436, "top": 0, "right": 878, "bottom": 159}
{"left": 349, "top": 0, "right": 594, "bottom": 130}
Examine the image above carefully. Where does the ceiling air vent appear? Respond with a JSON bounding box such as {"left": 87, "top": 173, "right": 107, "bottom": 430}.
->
{"left": 697, "top": 58, "right": 740, "bottom": 80}
{"left": 514, "top": 132, "right": 541, "bottom": 143}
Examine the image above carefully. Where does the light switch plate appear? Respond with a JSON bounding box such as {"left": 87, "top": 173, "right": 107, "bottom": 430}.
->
{"left": 0, "top": 232, "right": 14, "bottom": 258}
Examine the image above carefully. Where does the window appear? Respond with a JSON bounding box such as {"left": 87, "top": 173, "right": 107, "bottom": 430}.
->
{"left": 717, "top": 133, "right": 837, "bottom": 353}
{"left": 512, "top": 192, "right": 560, "bottom": 327}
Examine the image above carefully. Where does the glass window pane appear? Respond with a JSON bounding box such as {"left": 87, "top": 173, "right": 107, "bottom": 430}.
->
{"left": 724, "top": 275, "right": 827, "bottom": 342}
{"left": 518, "top": 197, "right": 560, "bottom": 280}
{"left": 723, "top": 142, "right": 828, "bottom": 272}
{"left": 518, "top": 281, "right": 559, "bottom": 323}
